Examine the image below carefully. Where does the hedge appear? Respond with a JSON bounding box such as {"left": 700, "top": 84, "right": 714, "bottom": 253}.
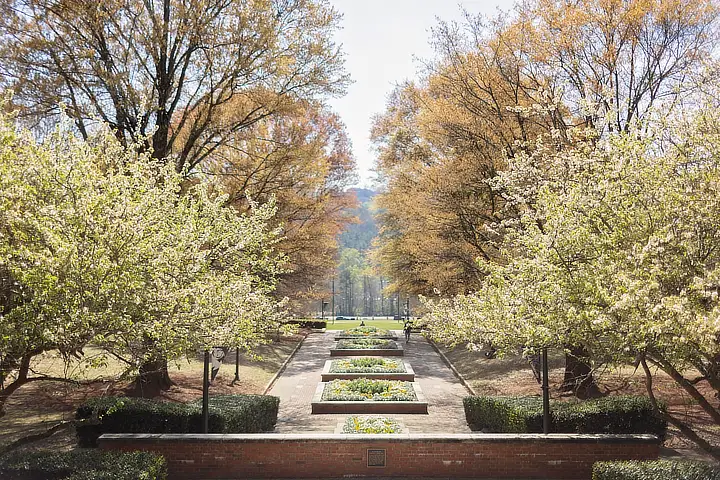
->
{"left": 0, "top": 450, "right": 166, "bottom": 480}
{"left": 285, "top": 319, "right": 327, "bottom": 329}
{"left": 76, "top": 394, "right": 279, "bottom": 447}
{"left": 463, "top": 395, "right": 666, "bottom": 438}
{"left": 593, "top": 460, "right": 720, "bottom": 480}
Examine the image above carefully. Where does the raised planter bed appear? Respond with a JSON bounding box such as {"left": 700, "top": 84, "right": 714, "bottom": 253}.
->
{"left": 321, "top": 359, "right": 414, "bottom": 381}
{"left": 311, "top": 381, "right": 428, "bottom": 414}
{"left": 330, "top": 339, "right": 404, "bottom": 357}
{"left": 334, "top": 326, "right": 398, "bottom": 341}
{"left": 334, "top": 416, "right": 409, "bottom": 434}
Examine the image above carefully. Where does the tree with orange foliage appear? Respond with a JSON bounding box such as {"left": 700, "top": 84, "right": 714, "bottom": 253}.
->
{"left": 373, "top": 0, "right": 718, "bottom": 396}
{"left": 203, "top": 99, "right": 356, "bottom": 307}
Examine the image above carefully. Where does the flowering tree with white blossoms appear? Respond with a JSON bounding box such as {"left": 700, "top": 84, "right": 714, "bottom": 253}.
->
{"left": 424, "top": 96, "right": 720, "bottom": 457}
{"left": 0, "top": 112, "right": 288, "bottom": 412}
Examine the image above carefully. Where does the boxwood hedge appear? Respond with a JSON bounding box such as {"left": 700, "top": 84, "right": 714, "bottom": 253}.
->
{"left": 463, "top": 395, "right": 666, "bottom": 438}
{"left": 593, "top": 460, "right": 720, "bottom": 480}
{"left": 76, "top": 394, "right": 279, "bottom": 447}
{"left": 0, "top": 449, "right": 166, "bottom": 480}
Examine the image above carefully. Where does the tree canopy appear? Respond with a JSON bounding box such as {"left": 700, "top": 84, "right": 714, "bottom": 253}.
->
{"left": 0, "top": 112, "right": 287, "bottom": 410}
{"left": 423, "top": 91, "right": 720, "bottom": 457}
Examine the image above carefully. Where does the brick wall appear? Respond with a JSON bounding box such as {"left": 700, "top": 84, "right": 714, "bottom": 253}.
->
{"left": 99, "top": 433, "right": 659, "bottom": 480}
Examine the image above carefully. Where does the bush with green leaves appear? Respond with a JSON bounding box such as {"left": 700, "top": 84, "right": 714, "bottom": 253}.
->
{"left": 322, "top": 379, "right": 416, "bottom": 401}
{"left": 75, "top": 395, "right": 279, "bottom": 447}
{"left": 463, "top": 396, "right": 666, "bottom": 438}
{"left": 336, "top": 339, "right": 398, "bottom": 349}
{"left": 285, "top": 320, "right": 327, "bottom": 329}
{"left": 343, "top": 416, "right": 403, "bottom": 434}
{"left": 329, "top": 358, "right": 405, "bottom": 373}
{"left": 592, "top": 460, "right": 720, "bottom": 480}
{"left": 0, "top": 450, "right": 166, "bottom": 479}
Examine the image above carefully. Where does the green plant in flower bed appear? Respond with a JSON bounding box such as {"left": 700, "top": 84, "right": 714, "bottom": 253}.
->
{"left": 340, "top": 326, "right": 391, "bottom": 336}
{"left": 322, "top": 379, "right": 416, "bottom": 401}
{"left": 343, "top": 416, "right": 403, "bottom": 434}
{"left": 336, "top": 338, "right": 398, "bottom": 349}
{"left": 330, "top": 357, "right": 405, "bottom": 373}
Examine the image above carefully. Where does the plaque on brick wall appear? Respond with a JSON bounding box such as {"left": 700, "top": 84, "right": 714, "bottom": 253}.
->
{"left": 367, "top": 449, "right": 386, "bottom": 467}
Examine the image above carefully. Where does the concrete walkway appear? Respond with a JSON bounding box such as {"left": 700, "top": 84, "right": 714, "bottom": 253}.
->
{"left": 268, "top": 331, "right": 471, "bottom": 433}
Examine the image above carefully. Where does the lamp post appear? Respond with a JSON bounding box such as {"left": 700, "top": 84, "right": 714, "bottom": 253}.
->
{"left": 202, "top": 349, "right": 210, "bottom": 433}
{"left": 542, "top": 347, "right": 550, "bottom": 434}
{"left": 232, "top": 346, "right": 240, "bottom": 385}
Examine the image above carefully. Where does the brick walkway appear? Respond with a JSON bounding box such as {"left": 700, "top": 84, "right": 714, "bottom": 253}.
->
{"left": 268, "top": 331, "right": 471, "bottom": 433}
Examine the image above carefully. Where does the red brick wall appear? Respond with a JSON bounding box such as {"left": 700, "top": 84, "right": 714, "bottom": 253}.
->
{"left": 99, "top": 433, "right": 659, "bottom": 480}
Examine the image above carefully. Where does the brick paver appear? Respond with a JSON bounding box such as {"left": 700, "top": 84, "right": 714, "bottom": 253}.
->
{"left": 268, "top": 331, "right": 471, "bottom": 433}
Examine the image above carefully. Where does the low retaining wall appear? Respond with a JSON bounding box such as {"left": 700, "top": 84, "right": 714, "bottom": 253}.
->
{"left": 99, "top": 433, "right": 660, "bottom": 480}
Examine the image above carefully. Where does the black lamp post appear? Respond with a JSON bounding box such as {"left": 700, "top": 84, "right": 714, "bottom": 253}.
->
{"left": 202, "top": 349, "right": 210, "bottom": 433}
{"left": 542, "top": 347, "right": 550, "bottom": 434}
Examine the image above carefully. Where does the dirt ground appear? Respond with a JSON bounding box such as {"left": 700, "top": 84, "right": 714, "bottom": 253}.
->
{"left": 0, "top": 332, "right": 304, "bottom": 453}
{"left": 439, "top": 343, "right": 720, "bottom": 461}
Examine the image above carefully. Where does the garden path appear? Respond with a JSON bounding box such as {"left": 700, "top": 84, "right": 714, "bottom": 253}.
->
{"left": 268, "top": 331, "right": 471, "bottom": 433}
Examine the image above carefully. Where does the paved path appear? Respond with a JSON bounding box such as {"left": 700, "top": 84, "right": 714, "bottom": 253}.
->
{"left": 269, "top": 331, "right": 471, "bottom": 433}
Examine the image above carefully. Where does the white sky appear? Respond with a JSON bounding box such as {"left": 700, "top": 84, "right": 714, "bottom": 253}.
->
{"left": 328, "top": 0, "right": 516, "bottom": 188}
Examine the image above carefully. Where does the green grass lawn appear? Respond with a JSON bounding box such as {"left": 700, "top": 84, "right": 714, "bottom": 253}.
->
{"left": 324, "top": 318, "right": 406, "bottom": 331}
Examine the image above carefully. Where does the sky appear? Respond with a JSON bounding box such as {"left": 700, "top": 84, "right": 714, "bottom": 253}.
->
{"left": 328, "top": 0, "right": 516, "bottom": 188}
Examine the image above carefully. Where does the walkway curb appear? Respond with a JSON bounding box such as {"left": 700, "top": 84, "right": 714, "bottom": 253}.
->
{"left": 427, "top": 337, "right": 477, "bottom": 396}
{"left": 263, "top": 333, "right": 307, "bottom": 395}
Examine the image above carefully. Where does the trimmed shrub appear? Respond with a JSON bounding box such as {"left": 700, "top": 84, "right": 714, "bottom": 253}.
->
{"left": 463, "top": 395, "right": 666, "bottom": 438}
{"left": 76, "top": 394, "right": 279, "bottom": 447}
{"left": 285, "top": 319, "right": 327, "bottom": 329}
{"left": 0, "top": 450, "right": 166, "bottom": 480}
{"left": 190, "top": 394, "right": 279, "bottom": 433}
{"left": 593, "top": 460, "right": 720, "bottom": 480}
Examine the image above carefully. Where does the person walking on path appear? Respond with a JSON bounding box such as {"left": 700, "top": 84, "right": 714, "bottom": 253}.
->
{"left": 404, "top": 321, "right": 412, "bottom": 343}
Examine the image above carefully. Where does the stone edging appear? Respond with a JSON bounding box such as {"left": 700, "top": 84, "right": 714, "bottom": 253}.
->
{"left": 99, "top": 432, "right": 660, "bottom": 444}
{"left": 262, "top": 332, "right": 307, "bottom": 394}
{"left": 427, "top": 337, "right": 477, "bottom": 396}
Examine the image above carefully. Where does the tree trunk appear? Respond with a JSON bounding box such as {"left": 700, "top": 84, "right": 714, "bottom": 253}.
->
{"left": 130, "top": 357, "right": 174, "bottom": 397}
{"left": 0, "top": 354, "right": 31, "bottom": 418}
{"left": 560, "top": 345, "right": 602, "bottom": 399}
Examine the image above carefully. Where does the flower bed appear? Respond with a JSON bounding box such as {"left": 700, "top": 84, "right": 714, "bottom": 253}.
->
{"left": 330, "top": 358, "right": 405, "bottom": 373}
{"left": 341, "top": 326, "right": 390, "bottom": 336}
{"left": 341, "top": 416, "right": 403, "bottom": 434}
{"left": 322, "top": 359, "right": 415, "bottom": 381}
{"left": 311, "top": 381, "right": 427, "bottom": 413}
{"left": 330, "top": 339, "right": 404, "bottom": 357}
{"left": 336, "top": 338, "right": 398, "bottom": 349}
{"left": 334, "top": 326, "right": 397, "bottom": 340}
{"left": 321, "top": 379, "right": 417, "bottom": 401}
